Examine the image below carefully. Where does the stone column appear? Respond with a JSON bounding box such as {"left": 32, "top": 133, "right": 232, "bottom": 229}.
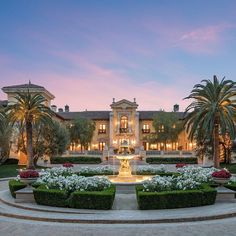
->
{"left": 135, "top": 112, "right": 139, "bottom": 147}
{"left": 109, "top": 112, "right": 114, "bottom": 147}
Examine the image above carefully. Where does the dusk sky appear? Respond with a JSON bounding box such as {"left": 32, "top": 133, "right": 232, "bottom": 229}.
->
{"left": 0, "top": 0, "right": 236, "bottom": 111}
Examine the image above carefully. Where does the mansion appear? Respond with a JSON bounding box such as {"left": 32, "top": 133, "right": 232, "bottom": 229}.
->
{"left": 1, "top": 83, "right": 194, "bottom": 153}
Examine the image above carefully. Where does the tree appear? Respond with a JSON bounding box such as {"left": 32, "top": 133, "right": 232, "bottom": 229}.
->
{"left": 149, "top": 111, "right": 183, "bottom": 150}
{"left": 69, "top": 117, "right": 95, "bottom": 151}
{"left": 43, "top": 120, "right": 70, "bottom": 157}
{"left": 184, "top": 75, "right": 236, "bottom": 168}
{"left": 0, "top": 109, "right": 13, "bottom": 163}
{"left": 7, "top": 91, "right": 53, "bottom": 169}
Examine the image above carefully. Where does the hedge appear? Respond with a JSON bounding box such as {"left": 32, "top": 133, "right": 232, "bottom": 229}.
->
{"left": 50, "top": 156, "right": 102, "bottom": 164}
{"left": 76, "top": 171, "right": 118, "bottom": 177}
{"left": 146, "top": 157, "right": 198, "bottom": 164}
{"left": 224, "top": 183, "right": 236, "bottom": 197}
{"left": 9, "top": 180, "right": 42, "bottom": 198}
{"left": 68, "top": 185, "right": 116, "bottom": 210}
{"left": 136, "top": 185, "right": 216, "bottom": 210}
{"left": 8, "top": 180, "right": 27, "bottom": 198}
{"left": 133, "top": 171, "right": 179, "bottom": 177}
{"left": 3, "top": 158, "right": 19, "bottom": 165}
{"left": 33, "top": 185, "right": 69, "bottom": 207}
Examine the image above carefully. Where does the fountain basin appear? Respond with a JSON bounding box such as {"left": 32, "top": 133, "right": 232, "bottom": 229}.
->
{"left": 107, "top": 175, "right": 153, "bottom": 194}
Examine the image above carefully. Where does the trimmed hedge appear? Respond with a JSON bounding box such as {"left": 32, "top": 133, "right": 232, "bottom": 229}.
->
{"left": 76, "top": 171, "right": 118, "bottom": 177}
{"left": 50, "top": 156, "right": 102, "bottom": 164}
{"left": 33, "top": 185, "right": 69, "bottom": 207}
{"left": 225, "top": 183, "right": 236, "bottom": 197}
{"left": 8, "top": 180, "right": 27, "bottom": 198}
{"left": 136, "top": 185, "right": 216, "bottom": 210}
{"left": 3, "top": 158, "right": 19, "bottom": 165}
{"left": 146, "top": 157, "right": 198, "bottom": 164}
{"left": 9, "top": 180, "right": 42, "bottom": 198}
{"left": 68, "top": 185, "right": 116, "bottom": 210}
{"left": 133, "top": 171, "right": 179, "bottom": 177}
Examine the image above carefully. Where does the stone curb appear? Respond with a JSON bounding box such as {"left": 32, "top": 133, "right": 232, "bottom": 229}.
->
{"left": 0, "top": 210, "right": 236, "bottom": 224}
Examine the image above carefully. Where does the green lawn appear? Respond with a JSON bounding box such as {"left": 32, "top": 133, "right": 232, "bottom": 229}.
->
{"left": 0, "top": 164, "right": 19, "bottom": 178}
{"left": 221, "top": 163, "right": 236, "bottom": 174}
{"left": 0, "top": 164, "right": 48, "bottom": 178}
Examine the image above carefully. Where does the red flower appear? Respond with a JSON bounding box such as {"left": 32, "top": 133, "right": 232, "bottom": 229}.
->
{"left": 63, "top": 163, "right": 74, "bottom": 168}
{"left": 176, "top": 163, "right": 187, "bottom": 168}
{"left": 19, "top": 170, "right": 39, "bottom": 178}
{"left": 212, "top": 169, "right": 231, "bottom": 178}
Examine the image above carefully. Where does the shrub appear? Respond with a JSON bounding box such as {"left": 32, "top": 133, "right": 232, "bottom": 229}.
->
{"left": 8, "top": 179, "right": 27, "bottom": 198}
{"left": 136, "top": 185, "right": 216, "bottom": 210}
{"left": 50, "top": 156, "right": 102, "bottom": 164}
{"left": 3, "top": 158, "right": 19, "bottom": 165}
{"left": 68, "top": 185, "right": 116, "bottom": 210}
{"left": 33, "top": 185, "right": 69, "bottom": 207}
{"left": 62, "top": 163, "right": 74, "bottom": 168}
{"left": 146, "top": 157, "right": 198, "bottom": 164}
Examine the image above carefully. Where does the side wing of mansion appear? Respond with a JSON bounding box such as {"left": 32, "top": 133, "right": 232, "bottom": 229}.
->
{"left": 1, "top": 83, "right": 195, "bottom": 153}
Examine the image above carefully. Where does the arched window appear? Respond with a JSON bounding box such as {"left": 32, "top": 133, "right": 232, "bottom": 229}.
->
{"left": 120, "top": 116, "right": 128, "bottom": 133}
{"left": 120, "top": 116, "right": 128, "bottom": 128}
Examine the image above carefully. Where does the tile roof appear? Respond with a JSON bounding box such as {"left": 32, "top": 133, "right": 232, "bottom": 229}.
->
{"left": 57, "top": 110, "right": 185, "bottom": 120}
{"left": 2, "top": 83, "right": 44, "bottom": 89}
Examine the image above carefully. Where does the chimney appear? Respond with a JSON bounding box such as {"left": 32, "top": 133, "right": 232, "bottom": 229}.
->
{"left": 173, "top": 104, "right": 179, "bottom": 112}
{"left": 112, "top": 98, "right": 115, "bottom": 103}
{"left": 51, "top": 105, "right": 57, "bottom": 112}
{"left": 65, "top": 104, "right": 69, "bottom": 112}
{"left": 58, "top": 108, "right": 63, "bottom": 112}
{"left": 133, "top": 98, "right": 136, "bottom": 103}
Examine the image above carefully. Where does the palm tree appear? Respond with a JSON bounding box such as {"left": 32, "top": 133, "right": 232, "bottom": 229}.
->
{"left": 184, "top": 75, "right": 236, "bottom": 168}
{"left": 7, "top": 91, "right": 53, "bottom": 169}
{"left": 0, "top": 109, "right": 13, "bottom": 163}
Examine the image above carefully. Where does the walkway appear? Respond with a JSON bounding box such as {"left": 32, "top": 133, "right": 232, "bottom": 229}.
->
{"left": 0, "top": 180, "right": 236, "bottom": 235}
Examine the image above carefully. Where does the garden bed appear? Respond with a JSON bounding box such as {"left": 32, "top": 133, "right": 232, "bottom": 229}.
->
{"left": 50, "top": 156, "right": 102, "bottom": 164}
{"left": 146, "top": 157, "right": 198, "bottom": 164}
{"left": 33, "top": 185, "right": 116, "bottom": 209}
{"left": 136, "top": 185, "right": 216, "bottom": 210}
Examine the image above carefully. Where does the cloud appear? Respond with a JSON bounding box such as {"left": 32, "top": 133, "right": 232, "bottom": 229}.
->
{"left": 177, "top": 24, "right": 235, "bottom": 53}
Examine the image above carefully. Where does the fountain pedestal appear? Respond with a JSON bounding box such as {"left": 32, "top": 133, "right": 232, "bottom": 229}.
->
{"left": 118, "top": 158, "right": 132, "bottom": 177}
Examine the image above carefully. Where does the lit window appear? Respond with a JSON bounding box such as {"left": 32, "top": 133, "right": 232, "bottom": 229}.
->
{"left": 120, "top": 116, "right": 128, "bottom": 133}
{"left": 142, "top": 124, "right": 150, "bottom": 133}
{"left": 98, "top": 124, "right": 106, "bottom": 134}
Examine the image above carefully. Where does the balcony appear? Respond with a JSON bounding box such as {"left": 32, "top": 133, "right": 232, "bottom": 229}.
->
{"left": 98, "top": 129, "right": 106, "bottom": 134}
{"left": 142, "top": 128, "right": 150, "bottom": 133}
{"left": 120, "top": 128, "right": 128, "bottom": 133}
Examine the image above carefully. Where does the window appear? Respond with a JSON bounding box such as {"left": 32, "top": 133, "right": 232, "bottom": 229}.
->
{"left": 142, "top": 124, "right": 150, "bottom": 133}
{"left": 158, "top": 125, "right": 164, "bottom": 133}
{"left": 99, "top": 142, "right": 106, "bottom": 151}
{"left": 98, "top": 124, "right": 106, "bottom": 134}
{"left": 120, "top": 116, "right": 128, "bottom": 133}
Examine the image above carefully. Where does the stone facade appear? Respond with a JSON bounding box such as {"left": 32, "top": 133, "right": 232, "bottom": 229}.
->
{"left": 1, "top": 83, "right": 194, "bottom": 153}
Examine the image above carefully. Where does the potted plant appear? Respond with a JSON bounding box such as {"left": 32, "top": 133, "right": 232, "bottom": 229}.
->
{"left": 19, "top": 169, "right": 39, "bottom": 186}
{"left": 212, "top": 169, "right": 232, "bottom": 185}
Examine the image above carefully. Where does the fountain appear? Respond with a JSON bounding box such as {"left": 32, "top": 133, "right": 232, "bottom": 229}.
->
{"left": 107, "top": 140, "right": 152, "bottom": 192}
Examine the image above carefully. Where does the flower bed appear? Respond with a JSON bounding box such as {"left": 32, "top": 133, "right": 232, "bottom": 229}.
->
{"left": 133, "top": 165, "right": 166, "bottom": 175}
{"left": 136, "top": 185, "right": 217, "bottom": 209}
{"left": 146, "top": 157, "right": 198, "bottom": 164}
{"left": 136, "top": 166, "right": 218, "bottom": 209}
{"left": 76, "top": 165, "right": 118, "bottom": 177}
{"left": 50, "top": 156, "right": 102, "bottom": 164}
{"left": 32, "top": 167, "right": 115, "bottom": 209}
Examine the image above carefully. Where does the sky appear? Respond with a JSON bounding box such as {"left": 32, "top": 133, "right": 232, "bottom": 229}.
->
{"left": 0, "top": 0, "right": 236, "bottom": 111}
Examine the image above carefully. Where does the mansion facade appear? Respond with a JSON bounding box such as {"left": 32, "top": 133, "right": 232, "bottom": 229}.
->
{"left": 1, "top": 83, "right": 194, "bottom": 153}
